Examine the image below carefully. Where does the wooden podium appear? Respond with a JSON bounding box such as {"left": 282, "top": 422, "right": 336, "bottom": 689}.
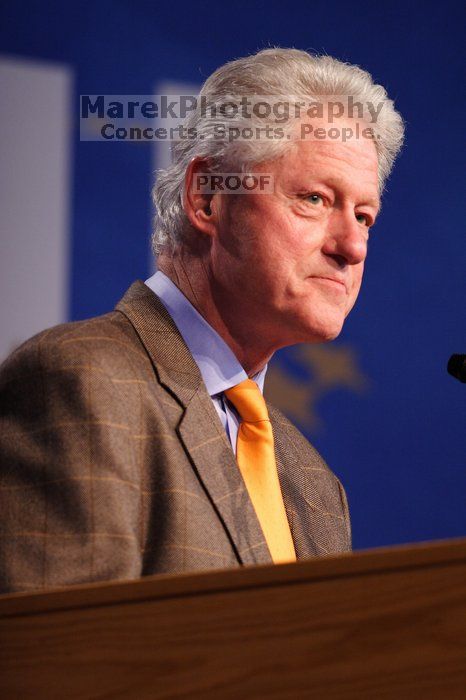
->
{"left": 1, "top": 538, "right": 466, "bottom": 699}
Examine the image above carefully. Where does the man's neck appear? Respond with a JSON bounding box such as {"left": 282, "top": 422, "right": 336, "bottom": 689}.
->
{"left": 157, "top": 249, "right": 275, "bottom": 376}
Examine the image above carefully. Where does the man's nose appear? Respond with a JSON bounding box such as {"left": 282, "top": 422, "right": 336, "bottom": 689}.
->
{"left": 322, "top": 210, "right": 368, "bottom": 266}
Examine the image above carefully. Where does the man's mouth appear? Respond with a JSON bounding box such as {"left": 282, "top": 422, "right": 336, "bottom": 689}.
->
{"left": 310, "top": 276, "right": 348, "bottom": 294}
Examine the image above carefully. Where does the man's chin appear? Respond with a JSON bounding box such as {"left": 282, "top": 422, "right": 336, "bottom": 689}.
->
{"left": 297, "top": 317, "right": 345, "bottom": 344}
{"left": 314, "top": 326, "right": 343, "bottom": 343}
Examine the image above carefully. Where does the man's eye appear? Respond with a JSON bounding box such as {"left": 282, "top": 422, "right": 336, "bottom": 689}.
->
{"left": 306, "top": 193, "right": 324, "bottom": 205}
{"left": 356, "top": 213, "right": 370, "bottom": 226}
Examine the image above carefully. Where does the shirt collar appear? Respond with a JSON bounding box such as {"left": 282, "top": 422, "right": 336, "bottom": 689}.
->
{"left": 145, "top": 271, "right": 267, "bottom": 397}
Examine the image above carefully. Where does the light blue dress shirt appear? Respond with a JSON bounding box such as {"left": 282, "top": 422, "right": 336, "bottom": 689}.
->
{"left": 145, "top": 271, "right": 268, "bottom": 454}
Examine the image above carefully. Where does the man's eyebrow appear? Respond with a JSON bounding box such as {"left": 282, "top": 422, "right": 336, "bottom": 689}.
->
{"left": 362, "top": 196, "right": 381, "bottom": 210}
{"left": 299, "top": 175, "right": 380, "bottom": 204}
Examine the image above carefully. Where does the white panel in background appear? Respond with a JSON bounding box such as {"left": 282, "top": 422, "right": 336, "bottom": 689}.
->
{"left": 149, "top": 81, "right": 199, "bottom": 271}
{"left": 0, "top": 56, "right": 72, "bottom": 362}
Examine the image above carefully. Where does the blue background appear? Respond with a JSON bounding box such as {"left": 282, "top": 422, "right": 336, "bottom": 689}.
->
{"left": 1, "top": 0, "right": 464, "bottom": 550}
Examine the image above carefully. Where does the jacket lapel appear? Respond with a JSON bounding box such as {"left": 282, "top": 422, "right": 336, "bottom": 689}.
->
{"left": 116, "top": 281, "right": 272, "bottom": 567}
{"left": 269, "top": 404, "right": 349, "bottom": 558}
{"left": 178, "top": 393, "right": 272, "bottom": 566}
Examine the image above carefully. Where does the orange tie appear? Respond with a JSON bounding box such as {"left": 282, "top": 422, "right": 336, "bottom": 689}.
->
{"left": 225, "top": 379, "right": 296, "bottom": 564}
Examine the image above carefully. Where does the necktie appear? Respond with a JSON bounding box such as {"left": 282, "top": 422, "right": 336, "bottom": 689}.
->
{"left": 224, "top": 379, "right": 296, "bottom": 564}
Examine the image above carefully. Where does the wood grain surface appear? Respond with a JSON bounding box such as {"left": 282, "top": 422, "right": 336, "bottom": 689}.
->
{"left": 1, "top": 538, "right": 466, "bottom": 699}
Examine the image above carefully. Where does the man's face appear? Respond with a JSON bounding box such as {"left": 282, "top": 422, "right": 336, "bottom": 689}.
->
{"left": 208, "top": 120, "right": 380, "bottom": 349}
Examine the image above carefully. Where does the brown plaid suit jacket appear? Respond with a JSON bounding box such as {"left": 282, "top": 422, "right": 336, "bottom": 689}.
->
{"left": 0, "top": 281, "right": 351, "bottom": 594}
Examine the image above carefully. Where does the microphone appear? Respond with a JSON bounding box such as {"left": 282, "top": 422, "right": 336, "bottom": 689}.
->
{"left": 447, "top": 354, "right": 466, "bottom": 383}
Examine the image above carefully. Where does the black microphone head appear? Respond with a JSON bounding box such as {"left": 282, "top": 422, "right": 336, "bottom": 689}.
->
{"left": 447, "top": 354, "right": 466, "bottom": 383}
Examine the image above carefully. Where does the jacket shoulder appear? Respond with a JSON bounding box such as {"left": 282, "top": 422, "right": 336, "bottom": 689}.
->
{"left": 0, "top": 310, "right": 150, "bottom": 382}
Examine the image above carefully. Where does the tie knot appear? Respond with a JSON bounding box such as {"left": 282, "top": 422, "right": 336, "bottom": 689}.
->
{"left": 224, "top": 379, "right": 269, "bottom": 423}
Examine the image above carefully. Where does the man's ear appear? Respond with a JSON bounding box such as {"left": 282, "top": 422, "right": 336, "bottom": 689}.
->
{"left": 183, "top": 158, "right": 217, "bottom": 238}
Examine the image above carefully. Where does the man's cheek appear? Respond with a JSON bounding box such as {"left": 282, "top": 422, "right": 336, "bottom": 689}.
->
{"left": 346, "top": 277, "right": 363, "bottom": 315}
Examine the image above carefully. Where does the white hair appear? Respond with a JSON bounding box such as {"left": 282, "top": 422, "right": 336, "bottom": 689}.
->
{"left": 152, "top": 47, "right": 404, "bottom": 253}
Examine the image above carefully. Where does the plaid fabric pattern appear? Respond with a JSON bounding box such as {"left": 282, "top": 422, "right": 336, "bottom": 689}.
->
{"left": 0, "top": 281, "right": 351, "bottom": 594}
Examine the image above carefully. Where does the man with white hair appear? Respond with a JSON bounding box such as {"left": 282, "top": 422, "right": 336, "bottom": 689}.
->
{"left": 0, "top": 48, "right": 403, "bottom": 593}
